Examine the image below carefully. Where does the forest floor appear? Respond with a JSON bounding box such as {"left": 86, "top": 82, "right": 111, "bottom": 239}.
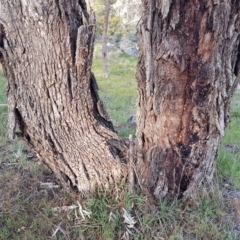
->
{"left": 0, "top": 47, "right": 240, "bottom": 239}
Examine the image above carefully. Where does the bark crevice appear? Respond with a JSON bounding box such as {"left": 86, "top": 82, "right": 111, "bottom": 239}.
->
{"left": 136, "top": 0, "right": 240, "bottom": 199}
{"left": 0, "top": 0, "right": 127, "bottom": 194}
{"left": 1, "top": 0, "right": 240, "bottom": 200}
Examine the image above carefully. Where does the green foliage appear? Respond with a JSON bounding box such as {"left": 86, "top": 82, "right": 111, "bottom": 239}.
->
{"left": 91, "top": 0, "right": 117, "bottom": 12}
{"left": 96, "top": 14, "right": 136, "bottom": 40}
{"left": 91, "top": 0, "right": 137, "bottom": 40}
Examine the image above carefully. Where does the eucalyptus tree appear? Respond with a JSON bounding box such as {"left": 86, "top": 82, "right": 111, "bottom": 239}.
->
{"left": 0, "top": 0, "right": 239, "bottom": 199}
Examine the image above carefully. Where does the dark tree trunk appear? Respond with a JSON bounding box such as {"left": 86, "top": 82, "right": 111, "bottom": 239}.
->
{"left": 0, "top": 0, "right": 240, "bottom": 199}
{"left": 102, "top": 0, "right": 110, "bottom": 78}
{"left": 0, "top": 0, "right": 127, "bottom": 194}
{"left": 136, "top": 0, "right": 240, "bottom": 199}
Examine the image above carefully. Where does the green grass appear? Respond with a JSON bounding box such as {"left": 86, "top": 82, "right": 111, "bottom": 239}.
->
{"left": 217, "top": 91, "right": 240, "bottom": 189}
{"left": 217, "top": 149, "right": 240, "bottom": 189}
{"left": 92, "top": 43, "right": 137, "bottom": 136}
{"left": 0, "top": 66, "right": 8, "bottom": 146}
{"left": 0, "top": 66, "right": 6, "bottom": 104}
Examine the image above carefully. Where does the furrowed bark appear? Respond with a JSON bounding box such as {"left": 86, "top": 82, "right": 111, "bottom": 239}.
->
{"left": 0, "top": 0, "right": 127, "bottom": 194}
{"left": 136, "top": 0, "right": 240, "bottom": 199}
{"left": 1, "top": 0, "right": 240, "bottom": 200}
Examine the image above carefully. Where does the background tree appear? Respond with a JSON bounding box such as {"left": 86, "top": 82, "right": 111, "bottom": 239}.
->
{"left": 0, "top": 0, "right": 239, "bottom": 200}
{"left": 91, "top": 0, "right": 136, "bottom": 41}
{"left": 102, "top": 0, "right": 110, "bottom": 78}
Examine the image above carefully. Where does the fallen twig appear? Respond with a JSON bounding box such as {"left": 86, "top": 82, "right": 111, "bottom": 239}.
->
{"left": 52, "top": 222, "right": 70, "bottom": 240}
{"left": 52, "top": 205, "right": 78, "bottom": 213}
{"left": 39, "top": 181, "right": 60, "bottom": 189}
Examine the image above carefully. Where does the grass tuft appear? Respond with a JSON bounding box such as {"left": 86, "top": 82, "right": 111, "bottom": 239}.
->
{"left": 217, "top": 91, "right": 240, "bottom": 190}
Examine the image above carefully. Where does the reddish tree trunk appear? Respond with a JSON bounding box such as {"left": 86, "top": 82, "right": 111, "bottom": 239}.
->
{"left": 136, "top": 0, "right": 240, "bottom": 199}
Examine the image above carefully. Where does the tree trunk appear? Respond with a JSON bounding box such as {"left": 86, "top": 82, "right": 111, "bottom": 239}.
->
{"left": 0, "top": 0, "right": 127, "bottom": 194}
{"left": 0, "top": 0, "right": 240, "bottom": 199}
{"left": 102, "top": 0, "right": 110, "bottom": 78}
{"left": 136, "top": 0, "right": 240, "bottom": 199}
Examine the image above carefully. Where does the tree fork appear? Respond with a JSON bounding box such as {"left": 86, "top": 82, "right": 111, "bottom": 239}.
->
{"left": 0, "top": 0, "right": 240, "bottom": 200}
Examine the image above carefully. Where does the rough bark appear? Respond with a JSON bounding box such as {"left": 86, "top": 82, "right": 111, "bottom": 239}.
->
{"left": 0, "top": 0, "right": 127, "bottom": 194}
{"left": 0, "top": 0, "right": 240, "bottom": 200}
{"left": 136, "top": 0, "right": 240, "bottom": 199}
{"left": 102, "top": 0, "right": 110, "bottom": 78}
